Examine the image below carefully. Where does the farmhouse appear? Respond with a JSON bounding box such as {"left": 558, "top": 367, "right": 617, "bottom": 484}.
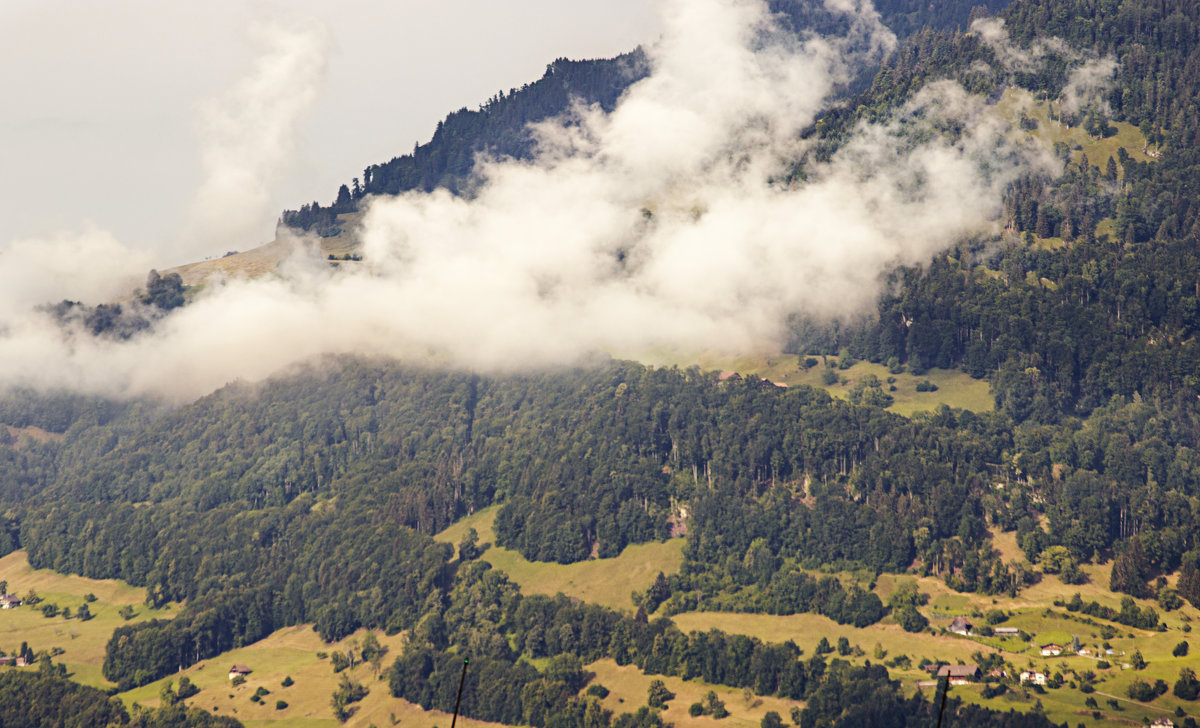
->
{"left": 1020, "top": 670, "right": 1047, "bottom": 686}
{"left": 228, "top": 664, "right": 252, "bottom": 680}
{"left": 936, "top": 664, "right": 980, "bottom": 685}
{"left": 947, "top": 616, "right": 973, "bottom": 635}
{"left": 0, "top": 594, "right": 20, "bottom": 609}
{"left": 993, "top": 627, "right": 1019, "bottom": 637}
{"left": 1039, "top": 643, "right": 1063, "bottom": 657}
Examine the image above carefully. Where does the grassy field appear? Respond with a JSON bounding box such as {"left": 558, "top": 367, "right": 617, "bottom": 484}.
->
{"left": 121, "top": 625, "right": 510, "bottom": 728}
{"left": 434, "top": 507, "right": 686, "bottom": 612}
{"left": 586, "top": 658, "right": 802, "bottom": 728}
{"left": 670, "top": 610, "right": 984, "bottom": 667}
{"left": 669, "top": 551, "right": 1200, "bottom": 728}
{"left": 165, "top": 211, "right": 365, "bottom": 288}
{"left": 995, "top": 87, "right": 1156, "bottom": 173}
{"left": 641, "top": 351, "right": 994, "bottom": 416}
{"left": 0, "top": 550, "right": 175, "bottom": 687}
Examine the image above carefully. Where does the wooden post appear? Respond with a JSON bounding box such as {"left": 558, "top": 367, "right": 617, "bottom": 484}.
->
{"left": 450, "top": 657, "right": 469, "bottom": 728}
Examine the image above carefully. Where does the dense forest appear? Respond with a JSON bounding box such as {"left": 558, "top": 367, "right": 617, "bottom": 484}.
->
{"left": 6, "top": 0, "right": 1200, "bottom": 725}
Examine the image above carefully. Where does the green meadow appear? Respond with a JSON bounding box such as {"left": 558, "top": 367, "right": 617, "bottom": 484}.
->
{"left": 0, "top": 550, "right": 176, "bottom": 688}
{"left": 435, "top": 506, "right": 685, "bottom": 612}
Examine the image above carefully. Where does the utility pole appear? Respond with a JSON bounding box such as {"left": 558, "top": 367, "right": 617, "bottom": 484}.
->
{"left": 451, "top": 657, "right": 470, "bottom": 728}
{"left": 935, "top": 674, "right": 950, "bottom": 728}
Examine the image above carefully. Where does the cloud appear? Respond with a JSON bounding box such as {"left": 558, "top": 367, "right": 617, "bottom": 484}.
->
{"left": 969, "top": 17, "right": 1073, "bottom": 72}
{"left": 970, "top": 17, "right": 1118, "bottom": 118}
{"left": 0, "top": 0, "right": 1060, "bottom": 400}
{"left": 1060, "top": 57, "right": 1118, "bottom": 116}
{"left": 186, "top": 19, "right": 331, "bottom": 259}
{"left": 0, "top": 226, "right": 153, "bottom": 320}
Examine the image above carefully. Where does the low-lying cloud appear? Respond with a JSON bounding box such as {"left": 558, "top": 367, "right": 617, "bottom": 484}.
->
{"left": 187, "top": 19, "right": 331, "bottom": 260}
{"left": 0, "top": 0, "right": 1063, "bottom": 400}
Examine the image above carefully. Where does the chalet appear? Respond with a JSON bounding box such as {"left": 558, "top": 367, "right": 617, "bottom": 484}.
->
{"left": 1040, "top": 643, "right": 1063, "bottom": 657}
{"left": 0, "top": 594, "right": 20, "bottom": 609}
{"left": 936, "top": 665, "right": 980, "bottom": 685}
{"left": 228, "top": 664, "right": 252, "bottom": 680}
{"left": 14, "top": 657, "right": 27, "bottom": 668}
{"left": 993, "top": 627, "right": 1020, "bottom": 637}
{"left": 986, "top": 669, "right": 1007, "bottom": 679}
{"left": 1020, "top": 670, "right": 1047, "bottom": 686}
{"left": 947, "top": 616, "right": 973, "bottom": 636}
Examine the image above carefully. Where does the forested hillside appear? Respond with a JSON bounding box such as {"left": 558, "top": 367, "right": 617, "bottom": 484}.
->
{"left": 7, "top": 0, "right": 1200, "bottom": 726}
{"left": 279, "top": 0, "right": 1009, "bottom": 236}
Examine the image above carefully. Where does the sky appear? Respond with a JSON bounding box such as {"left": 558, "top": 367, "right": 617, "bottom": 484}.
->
{"left": 0, "top": 0, "right": 660, "bottom": 264}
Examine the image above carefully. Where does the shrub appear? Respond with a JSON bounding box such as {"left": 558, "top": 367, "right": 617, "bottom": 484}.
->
{"left": 1175, "top": 641, "right": 1190, "bottom": 657}
{"left": 761, "top": 711, "right": 783, "bottom": 728}
{"left": 647, "top": 680, "right": 674, "bottom": 708}
{"left": 1127, "top": 679, "right": 1156, "bottom": 702}
{"left": 275, "top": 700, "right": 288, "bottom": 710}
{"left": 981, "top": 683, "right": 1007, "bottom": 699}
{"left": 586, "top": 684, "right": 609, "bottom": 699}
{"left": 688, "top": 703, "right": 704, "bottom": 717}
{"left": 282, "top": 676, "right": 294, "bottom": 687}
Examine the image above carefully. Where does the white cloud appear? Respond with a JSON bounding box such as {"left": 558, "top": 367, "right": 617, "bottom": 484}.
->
{"left": 186, "top": 19, "right": 331, "bottom": 259}
{"left": 1060, "top": 57, "right": 1118, "bottom": 116}
{"left": 0, "top": 0, "right": 1061, "bottom": 400}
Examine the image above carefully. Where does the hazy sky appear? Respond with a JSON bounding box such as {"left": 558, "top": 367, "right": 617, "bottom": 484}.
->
{"left": 0, "top": 0, "right": 659, "bottom": 264}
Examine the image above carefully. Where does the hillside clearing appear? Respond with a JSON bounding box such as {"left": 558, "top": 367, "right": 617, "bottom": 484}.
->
{"left": 121, "top": 624, "right": 509, "bottom": 728}
{"left": 585, "top": 658, "right": 802, "bottom": 728}
{"left": 435, "top": 507, "right": 686, "bottom": 612}
{"left": 646, "top": 350, "right": 992, "bottom": 415}
{"left": 0, "top": 550, "right": 175, "bottom": 687}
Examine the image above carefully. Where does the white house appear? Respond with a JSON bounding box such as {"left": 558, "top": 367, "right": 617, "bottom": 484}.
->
{"left": 1020, "top": 670, "right": 1047, "bottom": 686}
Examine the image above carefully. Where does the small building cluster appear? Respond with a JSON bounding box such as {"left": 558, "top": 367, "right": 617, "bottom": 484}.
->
{"left": 1039, "top": 643, "right": 1063, "bottom": 657}
{"left": 1019, "top": 670, "right": 1047, "bottom": 686}
{"left": 0, "top": 656, "right": 28, "bottom": 668}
